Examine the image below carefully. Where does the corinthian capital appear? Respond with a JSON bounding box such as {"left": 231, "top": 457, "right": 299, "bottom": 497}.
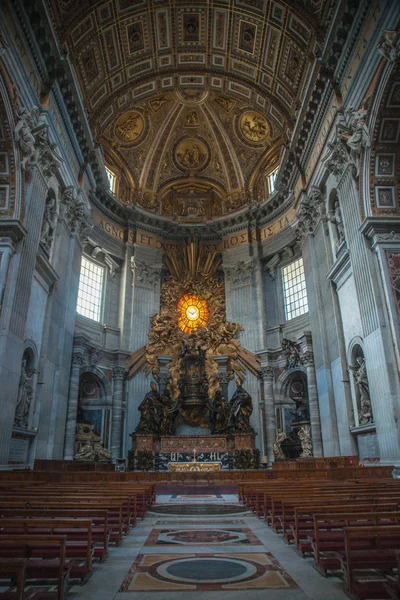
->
{"left": 259, "top": 366, "right": 274, "bottom": 380}
{"left": 71, "top": 352, "right": 86, "bottom": 367}
{"left": 113, "top": 366, "right": 126, "bottom": 380}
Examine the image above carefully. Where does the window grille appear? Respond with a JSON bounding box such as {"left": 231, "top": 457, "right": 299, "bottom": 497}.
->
{"left": 282, "top": 258, "right": 308, "bottom": 320}
{"left": 76, "top": 256, "right": 104, "bottom": 322}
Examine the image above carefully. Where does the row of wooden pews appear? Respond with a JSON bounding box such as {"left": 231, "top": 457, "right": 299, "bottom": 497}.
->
{"left": 240, "top": 476, "right": 400, "bottom": 600}
{"left": 0, "top": 479, "right": 155, "bottom": 600}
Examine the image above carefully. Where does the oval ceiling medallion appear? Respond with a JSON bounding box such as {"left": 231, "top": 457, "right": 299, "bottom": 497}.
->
{"left": 115, "top": 110, "right": 145, "bottom": 144}
{"left": 240, "top": 111, "right": 269, "bottom": 143}
{"left": 174, "top": 137, "right": 209, "bottom": 172}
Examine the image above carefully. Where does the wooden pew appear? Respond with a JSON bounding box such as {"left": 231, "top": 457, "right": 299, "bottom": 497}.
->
{"left": 0, "top": 502, "right": 125, "bottom": 547}
{"left": 383, "top": 549, "right": 400, "bottom": 599}
{"left": 0, "top": 558, "right": 28, "bottom": 600}
{"left": 291, "top": 503, "right": 400, "bottom": 554}
{"left": 0, "top": 519, "right": 93, "bottom": 583}
{"left": 335, "top": 525, "right": 400, "bottom": 600}
{"left": 0, "top": 509, "right": 109, "bottom": 562}
{"left": 0, "top": 536, "right": 69, "bottom": 600}
{"left": 309, "top": 512, "right": 400, "bottom": 577}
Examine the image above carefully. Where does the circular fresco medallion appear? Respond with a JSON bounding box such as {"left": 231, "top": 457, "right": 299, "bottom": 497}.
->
{"left": 240, "top": 111, "right": 269, "bottom": 143}
{"left": 175, "top": 138, "right": 209, "bottom": 172}
{"left": 115, "top": 110, "right": 145, "bottom": 143}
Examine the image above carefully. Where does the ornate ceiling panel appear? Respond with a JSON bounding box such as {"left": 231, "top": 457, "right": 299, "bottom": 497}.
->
{"left": 46, "top": 0, "right": 337, "bottom": 219}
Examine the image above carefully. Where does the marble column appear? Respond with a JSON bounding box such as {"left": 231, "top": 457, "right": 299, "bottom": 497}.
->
{"left": 304, "top": 355, "right": 323, "bottom": 457}
{"left": 111, "top": 366, "right": 126, "bottom": 461}
{"left": 63, "top": 352, "right": 85, "bottom": 459}
{"left": 260, "top": 366, "right": 276, "bottom": 466}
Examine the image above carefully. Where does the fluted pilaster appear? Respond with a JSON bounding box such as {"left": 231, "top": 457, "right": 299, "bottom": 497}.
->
{"left": 304, "top": 355, "right": 323, "bottom": 457}
{"left": 63, "top": 352, "right": 85, "bottom": 459}
{"left": 111, "top": 366, "right": 126, "bottom": 461}
{"left": 260, "top": 366, "right": 276, "bottom": 466}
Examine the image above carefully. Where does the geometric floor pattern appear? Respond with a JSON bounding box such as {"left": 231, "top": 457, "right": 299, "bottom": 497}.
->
{"left": 119, "top": 552, "right": 298, "bottom": 591}
{"left": 67, "top": 491, "right": 350, "bottom": 600}
{"left": 144, "top": 527, "right": 263, "bottom": 546}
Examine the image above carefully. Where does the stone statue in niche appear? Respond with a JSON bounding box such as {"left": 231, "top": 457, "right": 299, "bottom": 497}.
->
{"left": 282, "top": 339, "right": 302, "bottom": 369}
{"left": 40, "top": 194, "right": 57, "bottom": 252}
{"left": 328, "top": 198, "right": 345, "bottom": 246}
{"left": 136, "top": 382, "right": 162, "bottom": 434}
{"left": 228, "top": 378, "right": 253, "bottom": 432}
{"left": 73, "top": 423, "right": 112, "bottom": 462}
{"left": 93, "top": 441, "right": 112, "bottom": 462}
{"left": 298, "top": 425, "right": 313, "bottom": 457}
{"left": 75, "top": 441, "right": 96, "bottom": 461}
{"left": 14, "top": 357, "right": 34, "bottom": 428}
{"left": 348, "top": 357, "right": 373, "bottom": 426}
{"left": 273, "top": 429, "right": 287, "bottom": 459}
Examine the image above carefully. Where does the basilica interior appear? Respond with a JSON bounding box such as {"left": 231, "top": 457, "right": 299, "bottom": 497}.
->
{"left": 0, "top": 0, "right": 400, "bottom": 598}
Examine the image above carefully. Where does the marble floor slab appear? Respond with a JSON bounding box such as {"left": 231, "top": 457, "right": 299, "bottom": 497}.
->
{"left": 67, "top": 494, "right": 351, "bottom": 600}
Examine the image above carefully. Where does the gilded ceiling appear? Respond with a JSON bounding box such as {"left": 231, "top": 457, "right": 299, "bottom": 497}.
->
{"left": 46, "top": 0, "right": 337, "bottom": 219}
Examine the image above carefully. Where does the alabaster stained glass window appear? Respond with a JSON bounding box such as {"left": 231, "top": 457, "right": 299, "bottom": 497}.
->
{"left": 177, "top": 294, "right": 208, "bottom": 333}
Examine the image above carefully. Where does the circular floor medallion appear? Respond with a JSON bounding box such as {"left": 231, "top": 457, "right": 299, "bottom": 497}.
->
{"left": 158, "top": 557, "right": 255, "bottom": 583}
{"left": 149, "top": 504, "right": 249, "bottom": 515}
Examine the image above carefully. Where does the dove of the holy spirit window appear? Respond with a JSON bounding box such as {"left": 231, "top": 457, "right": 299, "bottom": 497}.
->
{"left": 177, "top": 294, "right": 208, "bottom": 333}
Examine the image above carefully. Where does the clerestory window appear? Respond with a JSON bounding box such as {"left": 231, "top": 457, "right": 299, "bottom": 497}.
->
{"left": 282, "top": 257, "right": 308, "bottom": 321}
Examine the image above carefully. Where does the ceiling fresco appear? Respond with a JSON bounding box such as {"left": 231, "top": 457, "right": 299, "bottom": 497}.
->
{"left": 46, "top": 0, "right": 337, "bottom": 219}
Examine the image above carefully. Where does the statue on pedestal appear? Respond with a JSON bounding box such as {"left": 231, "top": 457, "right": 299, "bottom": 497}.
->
{"left": 298, "top": 425, "right": 313, "bottom": 457}
{"left": 73, "top": 423, "right": 112, "bottom": 462}
{"left": 228, "top": 378, "right": 253, "bottom": 432}
{"left": 348, "top": 357, "right": 373, "bottom": 425}
{"left": 273, "top": 429, "right": 287, "bottom": 460}
{"left": 328, "top": 199, "right": 345, "bottom": 246}
{"left": 14, "top": 358, "right": 35, "bottom": 428}
{"left": 74, "top": 441, "right": 96, "bottom": 461}
{"left": 136, "top": 382, "right": 162, "bottom": 433}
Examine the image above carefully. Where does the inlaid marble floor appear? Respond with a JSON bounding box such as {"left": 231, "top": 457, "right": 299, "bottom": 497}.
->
{"left": 68, "top": 492, "right": 350, "bottom": 600}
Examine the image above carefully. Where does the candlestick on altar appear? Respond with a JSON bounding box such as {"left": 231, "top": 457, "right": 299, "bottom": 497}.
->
{"left": 193, "top": 448, "right": 197, "bottom": 462}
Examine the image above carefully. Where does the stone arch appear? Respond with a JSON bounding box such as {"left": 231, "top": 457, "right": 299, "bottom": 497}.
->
{"left": 274, "top": 367, "right": 308, "bottom": 434}
{"left": 365, "top": 64, "right": 400, "bottom": 217}
{"left": 13, "top": 341, "right": 39, "bottom": 429}
{"left": 347, "top": 336, "right": 366, "bottom": 427}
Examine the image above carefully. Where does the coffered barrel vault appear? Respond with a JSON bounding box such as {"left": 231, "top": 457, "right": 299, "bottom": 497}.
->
{"left": 45, "top": 0, "right": 335, "bottom": 217}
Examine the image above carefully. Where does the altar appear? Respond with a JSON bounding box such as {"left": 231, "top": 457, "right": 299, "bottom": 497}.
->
{"left": 169, "top": 461, "right": 221, "bottom": 472}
